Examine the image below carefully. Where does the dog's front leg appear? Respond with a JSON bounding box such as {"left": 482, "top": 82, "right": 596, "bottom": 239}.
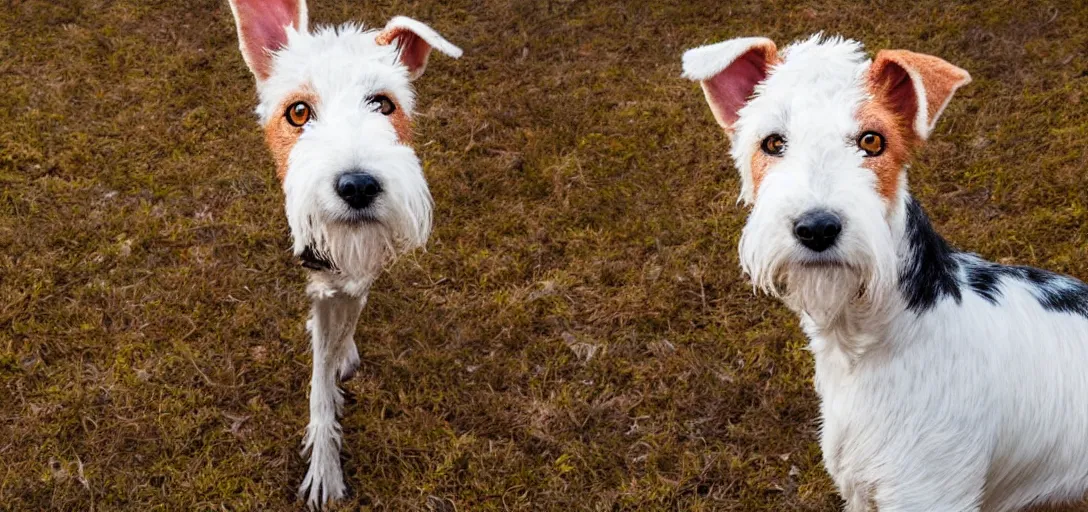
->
{"left": 299, "top": 290, "right": 365, "bottom": 509}
{"left": 338, "top": 327, "right": 361, "bottom": 382}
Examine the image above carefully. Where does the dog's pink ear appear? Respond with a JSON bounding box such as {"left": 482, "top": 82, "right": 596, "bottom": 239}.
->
{"left": 228, "top": 0, "right": 308, "bottom": 81}
{"left": 375, "top": 16, "right": 463, "bottom": 80}
{"left": 869, "top": 50, "right": 971, "bottom": 139}
{"left": 682, "top": 37, "right": 778, "bottom": 132}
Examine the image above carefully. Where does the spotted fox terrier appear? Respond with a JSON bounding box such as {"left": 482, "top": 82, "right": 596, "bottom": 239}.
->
{"left": 227, "top": 0, "right": 460, "bottom": 507}
{"left": 684, "top": 35, "right": 1088, "bottom": 511}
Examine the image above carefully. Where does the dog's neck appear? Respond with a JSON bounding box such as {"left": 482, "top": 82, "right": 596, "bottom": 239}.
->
{"left": 797, "top": 193, "right": 958, "bottom": 361}
{"left": 298, "top": 246, "right": 336, "bottom": 272}
{"left": 894, "top": 196, "right": 962, "bottom": 315}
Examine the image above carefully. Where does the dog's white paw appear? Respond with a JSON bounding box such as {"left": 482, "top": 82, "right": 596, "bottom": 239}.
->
{"left": 299, "top": 423, "right": 346, "bottom": 509}
{"left": 339, "top": 340, "right": 360, "bottom": 382}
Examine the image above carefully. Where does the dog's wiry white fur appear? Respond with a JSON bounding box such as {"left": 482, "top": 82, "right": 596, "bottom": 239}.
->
{"left": 685, "top": 35, "right": 1088, "bottom": 511}
{"left": 228, "top": 1, "right": 460, "bottom": 507}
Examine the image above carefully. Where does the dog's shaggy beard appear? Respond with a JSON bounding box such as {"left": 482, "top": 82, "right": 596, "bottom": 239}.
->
{"left": 282, "top": 145, "right": 433, "bottom": 291}
{"left": 739, "top": 197, "right": 898, "bottom": 327}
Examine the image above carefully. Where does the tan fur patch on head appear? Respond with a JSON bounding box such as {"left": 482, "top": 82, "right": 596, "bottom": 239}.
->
{"left": 749, "top": 149, "right": 775, "bottom": 199}
{"left": 383, "top": 94, "right": 412, "bottom": 144}
{"left": 264, "top": 87, "right": 317, "bottom": 181}
{"left": 857, "top": 83, "right": 922, "bottom": 202}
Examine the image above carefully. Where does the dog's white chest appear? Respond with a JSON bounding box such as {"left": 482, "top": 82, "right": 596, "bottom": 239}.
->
{"left": 808, "top": 332, "right": 868, "bottom": 490}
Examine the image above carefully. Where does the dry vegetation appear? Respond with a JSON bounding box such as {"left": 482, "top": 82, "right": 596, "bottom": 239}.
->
{"left": 2, "top": 0, "right": 1088, "bottom": 510}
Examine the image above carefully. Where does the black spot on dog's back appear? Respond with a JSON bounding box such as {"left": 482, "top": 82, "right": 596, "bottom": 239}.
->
{"left": 962, "top": 257, "right": 1088, "bottom": 319}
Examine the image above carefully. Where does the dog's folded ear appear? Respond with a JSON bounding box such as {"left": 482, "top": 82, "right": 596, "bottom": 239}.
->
{"left": 376, "top": 17, "right": 463, "bottom": 80}
{"left": 228, "top": 0, "right": 308, "bottom": 82}
{"left": 682, "top": 37, "right": 778, "bottom": 133}
{"left": 869, "top": 50, "right": 971, "bottom": 140}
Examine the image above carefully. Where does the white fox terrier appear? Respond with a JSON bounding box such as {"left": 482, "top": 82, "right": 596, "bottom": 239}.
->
{"left": 684, "top": 35, "right": 1088, "bottom": 511}
{"left": 227, "top": 0, "right": 460, "bottom": 507}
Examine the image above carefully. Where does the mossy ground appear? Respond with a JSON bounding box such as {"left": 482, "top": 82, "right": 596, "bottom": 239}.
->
{"left": 2, "top": 0, "right": 1088, "bottom": 510}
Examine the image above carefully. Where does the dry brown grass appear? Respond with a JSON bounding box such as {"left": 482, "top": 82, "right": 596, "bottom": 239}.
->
{"left": 2, "top": 0, "right": 1088, "bottom": 510}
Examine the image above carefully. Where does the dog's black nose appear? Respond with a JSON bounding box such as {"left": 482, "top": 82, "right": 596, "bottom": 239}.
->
{"left": 335, "top": 172, "right": 382, "bottom": 210}
{"left": 793, "top": 210, "right": 842, "bottom": 252}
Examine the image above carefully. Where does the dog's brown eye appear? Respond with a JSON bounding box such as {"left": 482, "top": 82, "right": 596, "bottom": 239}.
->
{"left": 858, "top": 131, "right": 886, "bottom": 157}
{"left": 285, "top": 101, "right": 312, "bottom": 127}
{"left": 761, "top": 134, "right": 786, "bottom": 156}
{"left": 369, "top": 95, "right": 396, "bottom": 116}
